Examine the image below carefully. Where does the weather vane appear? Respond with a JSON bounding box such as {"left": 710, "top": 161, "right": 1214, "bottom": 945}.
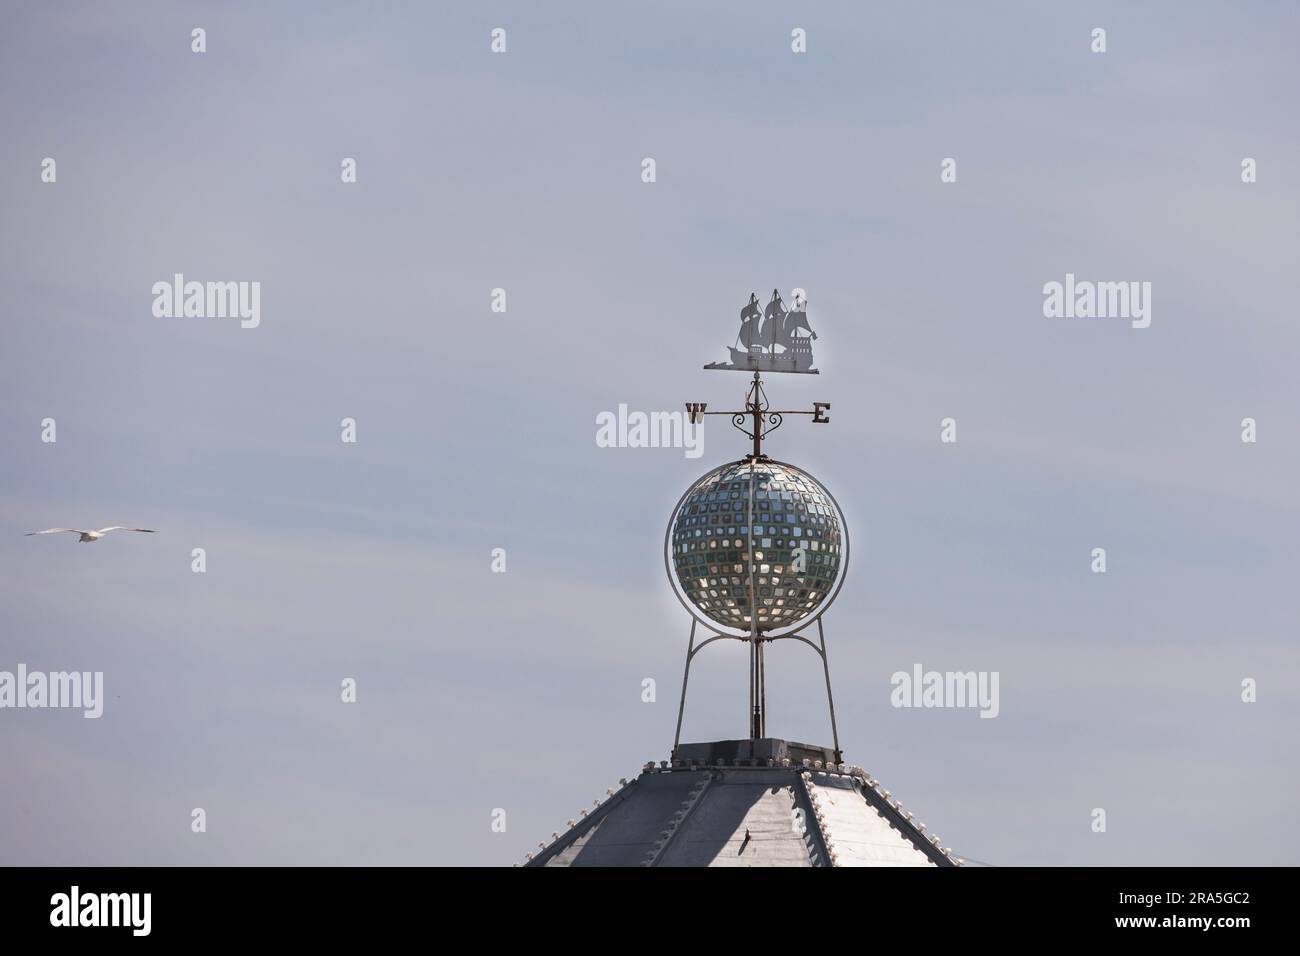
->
{"left": 526, "top": 287, "right": 961, "bottom": 868}
{"left": 669, "top": 286, "right": 846, "bottom": 755}
{"left": 706, "top": 287, "right": 819, "bottom": 374}
{"left": 687, "top": 289, "right": 831, "bottom": 460}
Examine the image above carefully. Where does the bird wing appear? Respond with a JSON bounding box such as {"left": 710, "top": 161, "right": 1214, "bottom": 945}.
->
{"left": 25, "top": 528, "right": 86, "bottom": 536}
{"left": 94, "top": 527, "right": 157, "bottom": 534}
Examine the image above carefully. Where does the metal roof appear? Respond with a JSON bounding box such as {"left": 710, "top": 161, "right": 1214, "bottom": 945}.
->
{"left": 523, "top": 747, "right": 959, "bottom": 867}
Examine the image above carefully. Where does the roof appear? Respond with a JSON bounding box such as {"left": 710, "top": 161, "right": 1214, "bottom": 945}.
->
{"left": 522, "top": 745, "right": 959, "bottom": 867}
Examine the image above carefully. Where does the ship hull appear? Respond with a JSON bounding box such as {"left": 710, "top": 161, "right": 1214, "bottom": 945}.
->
{"left": 704, "top": 346, "right": 818, "bottom": 374}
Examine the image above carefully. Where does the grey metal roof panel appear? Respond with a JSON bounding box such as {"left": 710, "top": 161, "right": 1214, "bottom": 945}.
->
{"left": 805, "top": 771, "right": 934, "bottom": 867}
{"left": 544, "top": 772, "right": 696, "bottom": 867}
{"left": 657, "top": 771, "right": 814, "bottom": 867}
{"left": 524, "top": 758, "right": 957, "bottom": 868}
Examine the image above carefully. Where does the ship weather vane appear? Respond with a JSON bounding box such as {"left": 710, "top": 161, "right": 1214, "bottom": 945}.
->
{"left": 667, "top": 285, "right": 844, "bottom": 758}
{"left": 528, "top": 282, "right": 963, "bottom": 868}
{"left": 687, "top": 288, "right": 830, "bottom": 459}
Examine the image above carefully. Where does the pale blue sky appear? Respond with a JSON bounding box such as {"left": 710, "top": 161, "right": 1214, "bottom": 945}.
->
{"left": 1, "top": 1, "right": 1297, "bottom": 865}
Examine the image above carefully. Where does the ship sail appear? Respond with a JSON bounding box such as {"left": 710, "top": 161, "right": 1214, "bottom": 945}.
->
{"left": 737, "top": 293, "right": 762, "bottom": 350}
{"left": 759, "top": 289, "right": 786, "bottom": 348}
{"left": 782, "top": 301, "right": 816, "bottom": 345}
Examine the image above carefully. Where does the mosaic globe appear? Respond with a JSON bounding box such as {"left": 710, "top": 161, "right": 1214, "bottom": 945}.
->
{"left": 669, "top": 459, "right": 845, "bottom": 634}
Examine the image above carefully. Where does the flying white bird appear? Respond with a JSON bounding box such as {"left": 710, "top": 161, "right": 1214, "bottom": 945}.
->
{"left": 25, "top": 527, "right": 157, "bottom": 543}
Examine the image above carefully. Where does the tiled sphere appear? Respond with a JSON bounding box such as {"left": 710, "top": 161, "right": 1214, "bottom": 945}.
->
{"left": 670, "top": 459, "right": 843, "bottom": 632}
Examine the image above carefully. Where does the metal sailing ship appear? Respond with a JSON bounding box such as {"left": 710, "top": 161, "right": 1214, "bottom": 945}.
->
{"left": 705, "top": 289, "right": 819, "bottom": 374}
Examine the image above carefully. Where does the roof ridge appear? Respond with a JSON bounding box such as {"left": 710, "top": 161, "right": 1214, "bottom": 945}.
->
{"left": 521, "top": 774, "right": 639, "bottom": 866}
{"left": 640, "top": 771, "right": 716, "bottom": 867}
{"left": 840, "top": 766, "right": 960, "bottom": 867}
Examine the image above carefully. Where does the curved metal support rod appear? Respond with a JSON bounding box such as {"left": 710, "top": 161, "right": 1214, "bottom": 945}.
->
{"left": 674, "top": 628, "right": 746, "bottom": 754}
{"left": 672, "top": 618, "right": 841, "bottom": 757}
{"left": 673, "top": 619, "right": 696, "bottom": 753}
{"left": 818, "top": 617, "right": 841, "bottom": 761}
{"left": 687, "top": 633, "right": 744, "bottom": 661}
{"left": 764, "top": 633, "right": 824, "bottom": 658}
{"left": 736, "top": 624, "right": 840, "bottom": 760}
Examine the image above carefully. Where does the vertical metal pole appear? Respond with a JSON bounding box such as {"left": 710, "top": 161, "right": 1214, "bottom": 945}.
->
{"left": 757, "top": 639, "right": 767, "bottom": 737}
{"left": 748, "top": 637, "right": 756, "bottom": 739}
{"left": 745, "top": 451, "right": 759, "bottom": 739}
{"left": 673, "top": 619, "right": 696, "bottom": 754}
{"left": 817, "top": 618, "right": 841, "bottom": 761}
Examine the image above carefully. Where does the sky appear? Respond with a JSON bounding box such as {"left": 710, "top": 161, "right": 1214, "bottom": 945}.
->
{"left": 1, "top": 1, "right": 1297, "bottom": 866}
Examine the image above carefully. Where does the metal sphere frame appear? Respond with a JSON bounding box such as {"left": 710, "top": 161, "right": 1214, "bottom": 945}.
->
{"left": 663, "top": 456, "right": 851, "bottom": 640}
{"left": 664, "top": 455, "right": 850, "bottom": 760}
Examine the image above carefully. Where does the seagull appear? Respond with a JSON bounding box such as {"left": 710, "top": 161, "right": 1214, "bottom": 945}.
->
{"left": 25, "top": 526, "right": 157, "bottom": 543}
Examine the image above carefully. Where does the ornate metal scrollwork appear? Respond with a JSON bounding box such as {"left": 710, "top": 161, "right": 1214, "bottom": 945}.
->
{"left": 729, "top": 374, "right": 786, "bottom": 443}
{"left": 761, "top": 411, "right": 784, "bottom": 441}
